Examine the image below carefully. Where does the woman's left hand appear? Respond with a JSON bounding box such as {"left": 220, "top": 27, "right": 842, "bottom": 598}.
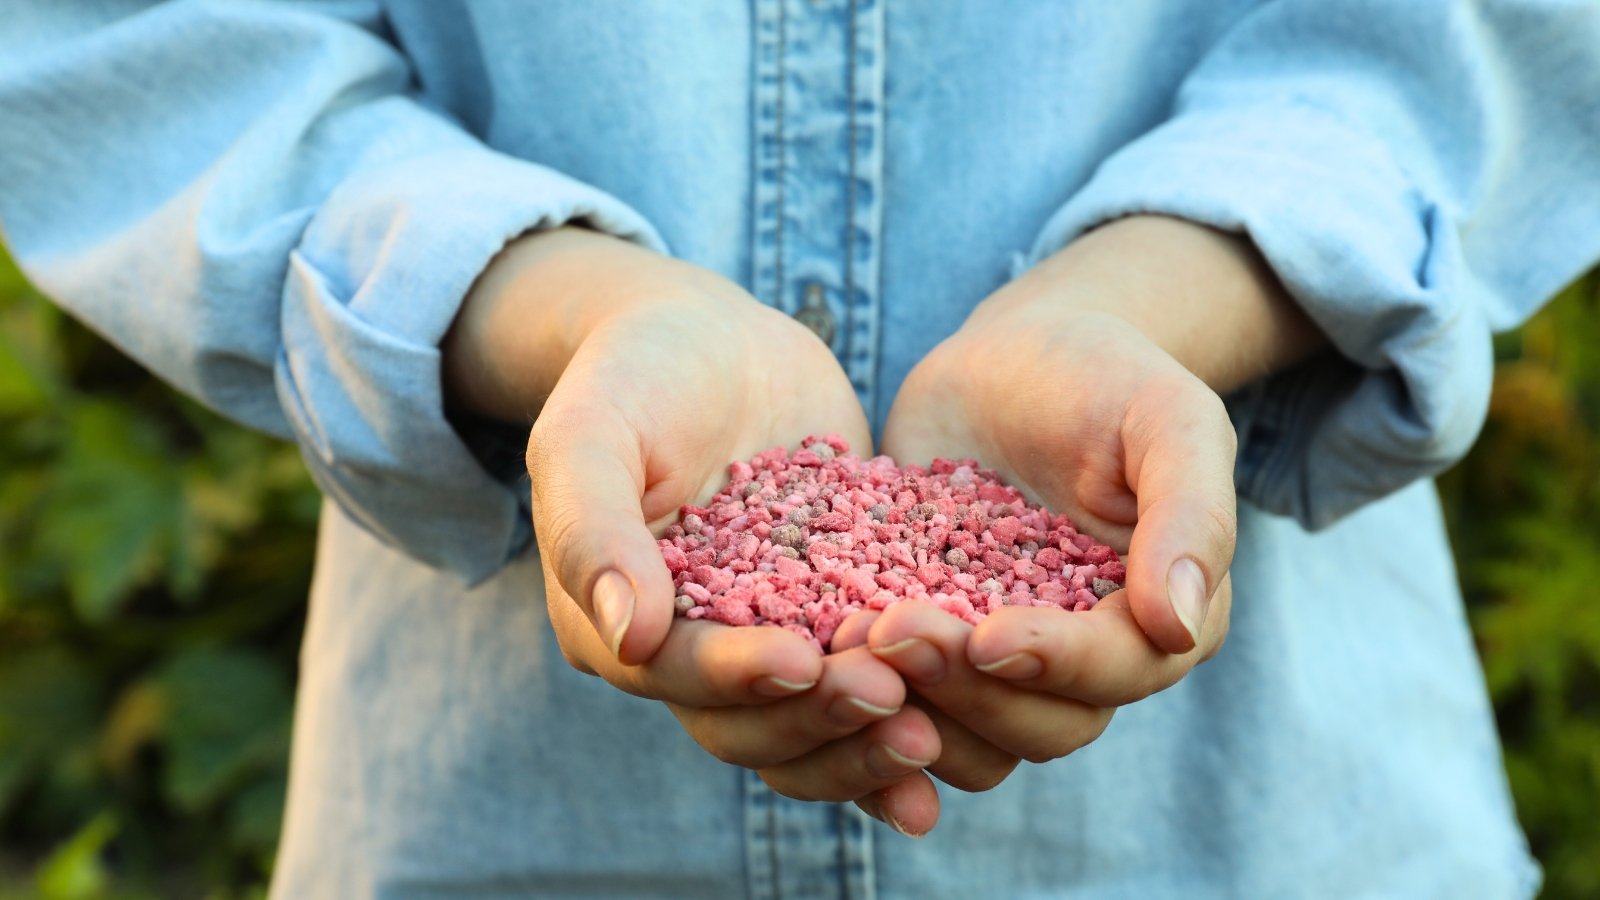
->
{"left": 849, "top": 215, "right": 1324, "bottom": 830}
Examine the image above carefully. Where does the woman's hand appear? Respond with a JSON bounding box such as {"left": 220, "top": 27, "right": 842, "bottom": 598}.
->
{"left": 856, "top": 215, "right": 1324, "bottom": 825}
{"left": 857, "top": 309, "right": 1237, "bottom": 803}
{"left": 442, "top": 228, "right": 939, "bottom": 817}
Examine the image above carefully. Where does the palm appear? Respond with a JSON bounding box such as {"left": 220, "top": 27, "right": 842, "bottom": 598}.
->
{"left": 883, "top": 307, "right": 1239, "bottom": 660}
{"left": 881, "top": 312, "right": 1199, "bottom": 554}
{"left": 561, "top": 298, "right": 873, "bottom": 534}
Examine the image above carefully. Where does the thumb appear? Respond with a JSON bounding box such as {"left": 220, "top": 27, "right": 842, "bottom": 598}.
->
{"left": 1122, "top": 385, "right": 1238, "bottom": 655}
{"left": 527, "top": 397, "right": 675, "bottom": 667}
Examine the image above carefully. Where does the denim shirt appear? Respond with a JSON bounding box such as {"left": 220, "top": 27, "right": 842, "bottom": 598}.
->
{"left": 3, "top": 2, "right": 1597, "bottom": 897}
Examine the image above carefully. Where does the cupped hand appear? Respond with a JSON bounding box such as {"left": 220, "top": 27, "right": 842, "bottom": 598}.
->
{"left": 442, "top": 228, "right": 938, "bottom": 816}
{"left": 857, "top": 238, "right": 1246, "bottom": 822}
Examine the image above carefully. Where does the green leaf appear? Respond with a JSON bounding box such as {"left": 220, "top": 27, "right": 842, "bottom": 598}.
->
{"left": 0, "top": 649, "right": 100, "bottom": 817}
{"left": 35, "top": 401, "right": 184, "bottom": 622}
{"left": 0, "top": 258, "right": 64, "bottom": 415}
{"left": 154, "top": 648, "right": 290, "bottom": 813}
{"left": 227, "top": 773, "right": 287, "bottom": 861}
{"left": 34, "top": 812, "right": 117, "bottom": 900}
{"left": 0, "top": 245, "right": 35, "bottom": 298}
{"left": 99, "top": 680, "right": 166, "bottom": 777}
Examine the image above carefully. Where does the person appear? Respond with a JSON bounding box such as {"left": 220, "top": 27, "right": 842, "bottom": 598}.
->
{"left": 2, "top": 2, "right": 1596, "bottom": 897}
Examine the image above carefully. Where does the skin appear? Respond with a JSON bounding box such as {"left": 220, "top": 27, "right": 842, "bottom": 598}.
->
{"left": 442, "top": 215, "right": 1326, "bottom": 838}
{"left": 855, "top": 215, "right": 1326, "bottom": 832}
{"left": 443, "top": 228, "right": 942, "bottom": 810}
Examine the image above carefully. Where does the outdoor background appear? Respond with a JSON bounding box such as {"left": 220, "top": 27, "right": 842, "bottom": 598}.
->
{"left": 0, "top": 244, "right": 1596, "bottom": 899}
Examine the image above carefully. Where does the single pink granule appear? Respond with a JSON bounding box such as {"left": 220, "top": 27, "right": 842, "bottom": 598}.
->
{"left": 658, "top": 436, "right": 1126, "bottom": 652}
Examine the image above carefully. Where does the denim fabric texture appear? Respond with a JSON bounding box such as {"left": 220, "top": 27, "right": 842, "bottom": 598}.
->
{"left": 5, "top": 1, "right": 1598, "bottom": 897}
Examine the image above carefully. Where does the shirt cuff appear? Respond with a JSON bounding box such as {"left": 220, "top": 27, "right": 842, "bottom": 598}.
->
{"left": 276, "top": 144, "right": 667, "bottom": 583}
{"left": 1025, "top": 103, "right": 1493, "bottom": 529}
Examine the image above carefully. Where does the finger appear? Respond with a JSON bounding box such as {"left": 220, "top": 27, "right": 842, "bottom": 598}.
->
{"left": 867, "top": 602, "right": 1106, "bottom": 764}
{"left": 554, "top": 594, "right": 824, "bottom": 706}
{"left": 757, "top": 707, "right": 941, "bottom": 803}
{"left": 829, "top": 609, "right": 880, "bottom": 653}
{"left": 669, "top": 647, "right": 906, "bottom": 769}
{"left": 527, "top": 390, "right": 675, "bottom": 666}
{"left": 855, "top": 771, "right": 941, "bottom": 838}
{"left": 914, "top": 701, "right": 1025, "bottom": 791}
{"left": 966, "top": 584, "right": 1230, "bottom": 707}
{"left": 1121, "top": 379, "right": 1239, "bottom": 653}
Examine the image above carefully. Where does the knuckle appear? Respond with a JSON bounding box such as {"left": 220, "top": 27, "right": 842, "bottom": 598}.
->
{"left": 526, "top": 404, "right": 604, "bottom": 501}
{"left": 1203, "top": 502, "right": 1239, "bottom": 551}
{"left": 534, "top": 506, "right": 594, "bottom": 594}
{"left": 1192, "top": 381, "right": 1230, "bottom": 421}
{"left": 544, "top": 505, "right": 584, "bottom": 556}
{"left": 1192, "top": 387, "right": 1241, "bottom": 459}
{"left": 525, "top": 417, "right": 558, "bottom": 481}
{"left": 1218, "top": 412, "right": 1240, "bottom": 459}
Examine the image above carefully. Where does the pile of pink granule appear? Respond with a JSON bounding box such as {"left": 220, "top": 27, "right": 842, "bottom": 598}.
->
{"left": 658, "top": 435, "right": 1126, "bottom": 651}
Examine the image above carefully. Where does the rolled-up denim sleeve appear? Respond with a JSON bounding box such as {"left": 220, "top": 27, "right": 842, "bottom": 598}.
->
{"left": 1028, "top": 1, "right": 1600, "bottom": 529}
{"left": 0, "top": 2, "right": 665, "bottom": 581}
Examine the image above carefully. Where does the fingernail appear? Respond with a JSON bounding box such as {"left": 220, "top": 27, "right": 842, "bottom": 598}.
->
{"left": 866, "top": 742, "right": 934, "bottom": 779}
{"left": 826, "top": 695, "right": 899, "bottom": 727}
{"left": 1167, "top": 557, "right": 1208, "bottom": 645}
{"left": 973, "top": 651, "right": 1043, "bottom": 680}
{"left": 753, "top": 676, "right": 817, "bottom": 698}
{"left": 859, "top": 793, "right": 926, "bottom": 838}
{"left": 883, "top": 812, "right": 926, "bottom": 839}
{"left": 592, "top": 570, "right": 636, "bottom": 658}
{"left": 872, "top": 638, "right": 947, "bottom": 685}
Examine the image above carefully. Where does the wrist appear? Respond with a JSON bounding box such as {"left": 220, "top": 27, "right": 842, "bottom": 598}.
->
{"left": 971, "top": 215, "right": 1326, "bottom": 394}
{"left": 442, "top": 227, "right": 736, "bottom": 422}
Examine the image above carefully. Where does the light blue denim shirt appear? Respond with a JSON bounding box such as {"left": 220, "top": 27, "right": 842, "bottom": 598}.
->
{"left": 4, "top": 2, "right": 1598, "bottom": 897}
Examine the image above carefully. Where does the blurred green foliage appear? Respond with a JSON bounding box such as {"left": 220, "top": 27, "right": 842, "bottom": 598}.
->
{"left": 1437, "top": 270, "right": 1600, "bottom": 900}
{"left": 0, "top": 250, "right": 317, "bottom": 897}
{"left": 0, "top": 242, "right": 1596, "bottom": 896}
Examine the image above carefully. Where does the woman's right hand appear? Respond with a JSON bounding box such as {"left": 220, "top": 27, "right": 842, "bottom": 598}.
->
{"left": 442, "top": 228, "right": 942, "bottom": 832}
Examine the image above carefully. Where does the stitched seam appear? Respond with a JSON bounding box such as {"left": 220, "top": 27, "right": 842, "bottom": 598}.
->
{"left": 845, "top": 0, "right": 858, "bottom": 363}
{"left": 775, "top": 0, "right": 788, "bottom": 308}
{"left": 835, "top": 803, "right": 849, "bottom": 899}
{"left": 749, "top": 3, "right": 761, "bottom": 302}
{"left": 870, "top": 0, "right": 887, "bottom": 424}
{"left": 767, "top": 782, "right": 780, "bottom": 900}
{"left": 769, "top": 15, "right": 787, "bottom": 894}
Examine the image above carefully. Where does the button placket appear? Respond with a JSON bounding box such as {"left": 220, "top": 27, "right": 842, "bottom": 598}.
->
{"left": 842, "top": 0, "right": 885, "bottom": 419}
{"left": 796, "top": 282, "right": 838, "bottom": 345}
{"left": 746, "top": 3, "right": 884, "bottom": 893}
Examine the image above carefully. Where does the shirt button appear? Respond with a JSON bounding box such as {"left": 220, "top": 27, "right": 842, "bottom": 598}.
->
{"left": 795, "top": 283, "right": 836, "bottom": 346}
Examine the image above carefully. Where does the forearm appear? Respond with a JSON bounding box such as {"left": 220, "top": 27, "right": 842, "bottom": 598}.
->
{"left": 973, "top": 215, "right": 1327, "bottom": 395}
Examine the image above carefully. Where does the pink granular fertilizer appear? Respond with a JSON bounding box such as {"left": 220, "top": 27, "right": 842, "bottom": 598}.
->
{"left": 658, "top": 436, "right": 1126, "bottom": 652}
